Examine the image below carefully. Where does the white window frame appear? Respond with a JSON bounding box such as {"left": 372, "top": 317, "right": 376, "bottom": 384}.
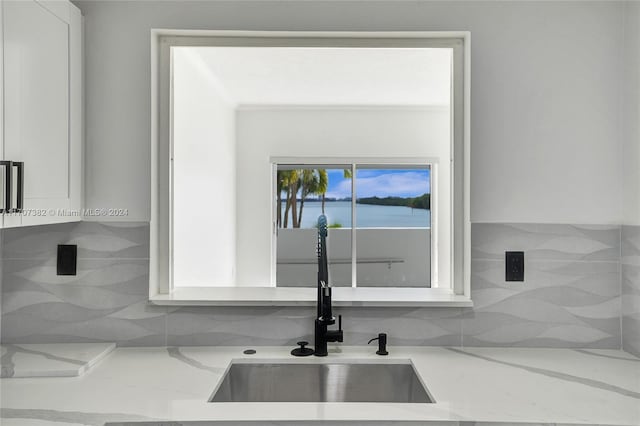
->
{"left": 149, "top": 30, "right": 471, "bottom": 307}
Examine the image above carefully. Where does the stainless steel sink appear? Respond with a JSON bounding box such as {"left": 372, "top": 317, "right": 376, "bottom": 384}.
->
{"left": 209, "top": 361, "right": 434, "bottom": 403}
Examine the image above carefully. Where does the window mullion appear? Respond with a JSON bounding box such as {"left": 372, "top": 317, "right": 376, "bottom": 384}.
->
{"left": 351, "top": 163, "right": 357, "bottom": 288}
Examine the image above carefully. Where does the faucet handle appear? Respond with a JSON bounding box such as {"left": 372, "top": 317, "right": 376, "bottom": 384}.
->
{"left": 291, "top": 341, "right": 314, "bottom": 357}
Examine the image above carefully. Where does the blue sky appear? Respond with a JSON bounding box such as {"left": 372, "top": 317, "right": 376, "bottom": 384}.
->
{"left": 324, "top": 169, "right": 430, "bottom": 199}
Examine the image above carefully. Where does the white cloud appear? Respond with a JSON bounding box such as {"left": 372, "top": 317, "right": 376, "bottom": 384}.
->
{"left": 325, "top": 172, "right": 429, "bottom": 199}
{"left": 325, "top": 180, "right": 352, "bottom": 199}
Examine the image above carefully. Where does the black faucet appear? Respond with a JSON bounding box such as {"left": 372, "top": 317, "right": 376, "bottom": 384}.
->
{"left": 314, "top": 215, "right": 343, "bottom": 357}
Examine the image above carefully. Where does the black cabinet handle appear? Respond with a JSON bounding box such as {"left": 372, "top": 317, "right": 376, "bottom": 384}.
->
{"left": 13, "top": 162, "right": 24, "bottom": 213}
{"left": 0, "top": 161, "right": 12, "bottom": 214}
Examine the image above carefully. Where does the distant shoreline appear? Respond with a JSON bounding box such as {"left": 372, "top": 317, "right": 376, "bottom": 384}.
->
{"left": 300, "top": 194, "right": 430, "bottom": 210}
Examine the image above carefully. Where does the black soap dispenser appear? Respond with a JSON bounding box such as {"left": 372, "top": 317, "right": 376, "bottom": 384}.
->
{"left": 368, "top": 333, "right": 389, "bottom": 355}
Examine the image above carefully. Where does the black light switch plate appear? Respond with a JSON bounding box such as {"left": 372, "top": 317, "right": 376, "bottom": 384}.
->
{"left": 57, "top": 244, "right": 77, "bottom": 276}
{"left": 505, "top": 251, "right": 524, "bottom": 281}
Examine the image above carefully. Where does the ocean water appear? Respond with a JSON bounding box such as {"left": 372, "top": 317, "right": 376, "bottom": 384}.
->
{"left": 280, "top": 200, "right": 430, "bottom": 229}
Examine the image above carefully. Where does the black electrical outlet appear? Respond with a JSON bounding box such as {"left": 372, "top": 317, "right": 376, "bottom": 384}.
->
{"left": 505, "top": 251, "right": 524, "bottom": 281}
{"left": 57, "top": 244, "right": 77, "bottom": 276}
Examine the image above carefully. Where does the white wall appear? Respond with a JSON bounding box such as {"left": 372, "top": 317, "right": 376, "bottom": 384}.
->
{"left": 76, "top": 0, "right": 625, "bottom": 224}
{"left": 623, "top": 2, "right": 640, "bottom": 226}
{"left": 235, "top": 107, "right": 449, "bottom": 286}
{"left": 172, "top": 49, "right": 236, "bottom": 286}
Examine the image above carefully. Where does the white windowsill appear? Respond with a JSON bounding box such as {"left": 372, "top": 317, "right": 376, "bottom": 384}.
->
{"left": 149, "top": 287, "right": 473, "bottom": 307}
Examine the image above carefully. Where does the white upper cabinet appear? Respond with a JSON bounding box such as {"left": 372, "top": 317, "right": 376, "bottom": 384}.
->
{"left": 1, "top": 0, "right": 82, "bottom": 227}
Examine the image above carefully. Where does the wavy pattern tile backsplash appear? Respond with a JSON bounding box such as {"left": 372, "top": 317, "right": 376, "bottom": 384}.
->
{"left": 1, "top": 222, "right": 165, "bottom": 346}
{"left": 0, "top": 222, "right": 633, "bottom": 352}
{"left": 467, "top": 224, "right": 621, "bottom": 348}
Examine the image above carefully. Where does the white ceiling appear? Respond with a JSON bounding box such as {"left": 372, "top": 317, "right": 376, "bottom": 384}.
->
{"left": 178, "top": 46, "right": 452, "bottom": 106}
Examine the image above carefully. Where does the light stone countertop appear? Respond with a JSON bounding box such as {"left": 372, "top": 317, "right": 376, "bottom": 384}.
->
{"left": 1, "top": 343, "right": 116, "bottom": 378}
{"left": 0, "top": 346, "right": 638, "bottom": 426}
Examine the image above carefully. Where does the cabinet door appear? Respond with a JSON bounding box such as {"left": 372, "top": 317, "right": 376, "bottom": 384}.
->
{"left": 3, "top": 0, "right": 82, "bottom": 227}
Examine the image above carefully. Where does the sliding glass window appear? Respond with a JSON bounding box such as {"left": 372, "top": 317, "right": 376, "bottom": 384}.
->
{"left": 275, "top": 163, "right": 431, "bottom": 288}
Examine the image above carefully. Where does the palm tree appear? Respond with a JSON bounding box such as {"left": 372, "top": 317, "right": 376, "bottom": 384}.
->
{"left": 280, "top": 168, "right": 351, "bottom": 227}
{"left": 297, "top": 169, "right": 328, "bottom": 227}
{"left": 280, "top": 170, "right": 298, "bottom": 228}
{"left": 290, "top": 169, "right": 303, "bottom": 228}
{"left": 276, "top": 170, "right": 285, "bottom": 228}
